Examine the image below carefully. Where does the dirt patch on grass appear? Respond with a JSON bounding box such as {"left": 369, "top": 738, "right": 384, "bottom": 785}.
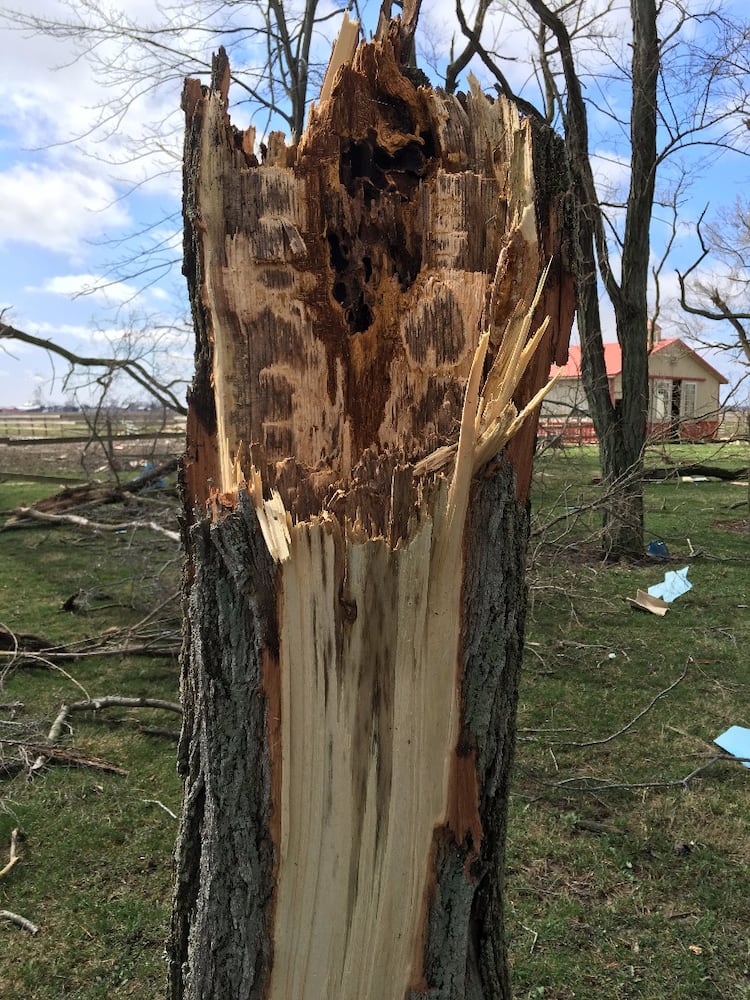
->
{"left": 714, "top": 517, "right": 749, "bottom": 533}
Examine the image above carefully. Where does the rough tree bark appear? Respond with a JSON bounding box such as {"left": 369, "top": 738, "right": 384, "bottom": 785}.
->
{"left": 168, "top": 21, "right": 574, "bottom": 1000}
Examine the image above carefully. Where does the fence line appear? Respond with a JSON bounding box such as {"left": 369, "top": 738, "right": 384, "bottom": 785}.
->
{"left": 0, "top": 411, "right": 186, "bottom": 444}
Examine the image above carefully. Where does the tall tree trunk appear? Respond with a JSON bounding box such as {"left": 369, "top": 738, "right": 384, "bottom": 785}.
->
{"left": 582, "top": 0, "right": 658, "bottom": 559}
{"left": 526, "top": 0, "right": 659, "bottom": 560}
{"left": 168, "top": 30, "right": 574, "bottom": 1000}
{"left": 577, "top": 231, "right": 645, "bottom": 560}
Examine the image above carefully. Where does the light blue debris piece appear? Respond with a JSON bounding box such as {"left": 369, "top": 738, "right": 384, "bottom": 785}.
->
{"left": 647, "top": 566, "right": 692, "bottom": 603}
{"left": 714, "top": 726, "right": 750, "bottom": 768}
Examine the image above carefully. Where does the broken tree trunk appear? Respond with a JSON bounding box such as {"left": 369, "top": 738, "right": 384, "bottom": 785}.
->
{"left": 169, "top": 29, "right": 574, "bottom": 1000}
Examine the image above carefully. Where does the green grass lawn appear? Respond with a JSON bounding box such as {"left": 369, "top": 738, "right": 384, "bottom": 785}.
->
{"left": 0, "top": 476, "right": 182, "bottom": 999}
{"left": 509, "top": 442, "right": 749, "bottom": 999}
{"left": 0, "top": 442, "right": 747, "bottom": 998}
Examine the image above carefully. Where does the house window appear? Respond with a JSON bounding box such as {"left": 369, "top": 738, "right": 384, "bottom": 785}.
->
{"left": 681, "top": 381, "right": 697, "bottom": 418}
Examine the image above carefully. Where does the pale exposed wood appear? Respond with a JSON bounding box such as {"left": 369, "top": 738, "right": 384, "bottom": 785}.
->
{"left": 268, "top": 481, "right": 464, "bottom": 997}
{"left": 250, "top": 277, "right": 552, "bottom": 997}
{"left": 143, "top": 799, "right": 178, "bottom": 820}
{"left": 182, "top": 37, "right": 572, "bottom": 515}
{"left": 318, "top": 11, "right": 360, "bottom": 104}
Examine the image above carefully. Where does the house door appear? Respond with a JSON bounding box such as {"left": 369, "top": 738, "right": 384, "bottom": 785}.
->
{"left": 670, "top": 380, "right": 681, "bottom": 442}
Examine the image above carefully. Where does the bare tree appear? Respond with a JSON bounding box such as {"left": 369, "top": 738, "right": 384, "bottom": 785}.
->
{"left": 447, "top": 0, "right": 750, "bottom": 557}
{"left": 0, "top": 0, "right": 364, "bottom": 142}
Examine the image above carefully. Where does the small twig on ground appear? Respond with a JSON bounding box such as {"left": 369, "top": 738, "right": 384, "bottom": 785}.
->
{"left": 143, "top": 799, "right": 178, "bottom": 820}
{"left": 0, "top": 653, "right": 91, "bottom": 702}
{"left": 124, "top": 590, "right": 181, "bottom": 638}
{"left": 526, "top": 657, "right": 692, "bottom": 749}
{"left": 46, "top": 704, "right": 74, "bottom": 745}
{"left": 0, "top": 827, "right": 22, "bottom": 879}
{"left": 0, "top": 909, "right": 39, "bottom": 935}
{"left": 519, "top": 656, "right": 694, "bottom": 750}
{"left": 520, "top": 923, "right": 539, "bottom": 955}
{"left": 524, "top": 752, "right": 750, "bottom": 794}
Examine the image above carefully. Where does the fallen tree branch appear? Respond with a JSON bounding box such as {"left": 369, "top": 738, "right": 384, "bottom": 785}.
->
{"left": 2, "top": 697, "right": 181, "bottom": 779}
{"left": 1, "top": 458, "right": 179, "bottom": 523}
{"left": 22, "top": 696, "right": 178, "bottom": 778}
{"left": 143, "top": 798, "right": 178, "bottom": 820}
{"left": 643, "top": 464, "right": 746, "bottom": 481}
{"left": 4, "top": 742, "right": 128, "bottom": 777}
{"left": 62, "top": 695, "right": 181, "bottom": 716}
{"left": 0, "top": 831, "right": 37, "bottom": 939}
{"left": 46, "top": 458, "right": 177, "bottom": 507}
{"left": 7, "top": 506, "right": 180, "bottom": 542}
{"left": 38, "top": 695, "right": 182, "bottom": 767}
{"left": 0, "top": 618, "right": 180, "bottom": 670}
{"left": 0, "top": 909, "right": 39, "bottom": 935}
{"left": 0, "top": 644, "right": 179, "bottom": 665}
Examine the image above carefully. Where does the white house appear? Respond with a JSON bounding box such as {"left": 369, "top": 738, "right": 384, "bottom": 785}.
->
{"left": 540, "top": 329, "right": 728, "bottom": 443}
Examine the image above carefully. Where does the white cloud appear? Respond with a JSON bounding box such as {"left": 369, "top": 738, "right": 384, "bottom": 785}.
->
{"left": 0, "top": 163, "right": 130, "bottom": 255}
{"left": 26, "top": 273, "right": 140, "bottom": 304}
{"left": 0, "top": 2, "right": 189, "bottom": 200}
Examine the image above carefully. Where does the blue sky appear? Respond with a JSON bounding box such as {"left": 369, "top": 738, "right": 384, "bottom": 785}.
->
{"left": 0, "top": 0, "right": 748, "bottom": 409}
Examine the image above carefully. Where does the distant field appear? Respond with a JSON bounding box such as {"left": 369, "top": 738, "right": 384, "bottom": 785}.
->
{"left": 0, "top": 412, "right": 185, "bottom": 482}
{"left": 0, "top": 409, "right": 186, "bottom": 443}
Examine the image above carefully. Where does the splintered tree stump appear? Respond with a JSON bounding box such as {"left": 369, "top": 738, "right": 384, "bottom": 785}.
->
{"left": 169, "top": 29, "right": 574, "bottom": 1000}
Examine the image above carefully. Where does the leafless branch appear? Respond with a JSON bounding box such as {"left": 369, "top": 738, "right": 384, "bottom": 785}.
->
{"left": 142, "top": 798, "right": 179, "bottom": 820}
{"left": 18, "top": 696, "right": 181, "bottom": 778}
{"left": 531, "top": 752, "right": 750, "bottom": 794}
{"left": 0, "top": 322, "right": 188, "bottom": 415}
{"left": 677, "top": 209, "right": 750, "bottom": 365}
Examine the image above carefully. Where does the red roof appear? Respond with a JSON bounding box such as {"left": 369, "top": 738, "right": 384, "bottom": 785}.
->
{"left": 550, "top": 338, "right": 727, "bottom": 383}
